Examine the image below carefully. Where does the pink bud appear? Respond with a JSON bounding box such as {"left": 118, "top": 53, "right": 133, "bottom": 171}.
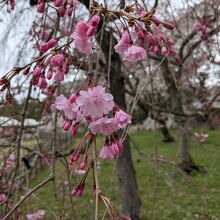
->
{"left": 71, "top": 183, "right": 85, "bottom": 196}
{"left": 47, "top": 38, "right": 58, "bottom": 48}
{"left": 54, "top": 0, "right": 63, "bottom": 7}
{"left": 47, "top": 70, "right": 53, "bottom": 80}
{"left": 136, "top": 30, "right": 144, "bottom": 40}
{"left": 90, "top": 15, "right": 100, "bottom": 26}
{"left": 59, "top": 6, "right": 66, "bottom": 17}
{"left": 9, "top": 0, "right": 15, "bottom": 10}
{"left": 70, "top": 126, "right": 78, "bottom": 136}
{"left": 38, "top": 76, "right": 48, "bottom": 89}
{"left": 86, "top": 26, "right": 96, "bottom": 37}
{"left": 67, "top": 6, "right": 73, "bottom": 16}
{"left": 150, "top": 45, "right": 159, "bottom": 53}
{"left": 37, "top": 2, "right": 46, "bottom": 13}
{"left": 62, "top": 62, "right": 69, "bottom": 74}
{"left": 63, "top": 120, "right": 72, "bottom": 131}
{"left": 70, "top": 150, "right": 80, "bottom": 164}
{"left": 39, "top": 42, "right": 49, "bottom": 53}
{"left": 33, "top": 66, "right": 42, "bottom": 77}
{"left": 32, "top": 77, "right": 38, "bottom": 86}
{"left": 50, "top": 54, "right": 65, "bottom": 66}
{"left": 161, "top": 46, "right": 168, "bottom": 55}
{"left": 167, "top": 38, "right": 174, "bottom": 46}
{"left": 23, "top": 67, "right": 30, "bottom": 75}
{"left": 79, "top": 155, "right": 87, "bottom": 170}
{"left": 69, "top": 93, "right": 77, "bottom": 103}
{"left": 146, "top": 33, "right": 155, "bottom": 44}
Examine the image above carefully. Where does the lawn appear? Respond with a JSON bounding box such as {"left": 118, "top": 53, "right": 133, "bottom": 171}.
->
{"left": 19, "top": 129, "right": 220, "bottom": 220}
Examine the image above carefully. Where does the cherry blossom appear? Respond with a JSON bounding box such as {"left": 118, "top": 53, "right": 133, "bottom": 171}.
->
{"left": 89, "top": 117, "right": 118, "bottom": 135}
{"left": 99, "top": 139, "right": 123, "bottom": 159}
{"left": 114, "top": 31, "right": 131, "bottom": 56}
{"left": 76, "top": 85, "right": 114, "bottom": 118}
{"left": 123, "top": 45, "right": 147, "bottom": 63}
{"left": 114, "top": 109, "right": 131, "bottom": 128}
{"left": 55, "top": 95, "right": 79, "bottom": 120}
{"left": 73, "top": 15, "right": 100, "bottom": 54}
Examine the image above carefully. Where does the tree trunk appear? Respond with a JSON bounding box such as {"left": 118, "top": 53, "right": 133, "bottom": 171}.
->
{"left": 160, "top": 123, "right": 174, "bottom": 143}
{"left": 162, "top": 61, "right": 198, "bottom": 173}
{"left": 99, "top": 31, "right": 141, "bottom": 219}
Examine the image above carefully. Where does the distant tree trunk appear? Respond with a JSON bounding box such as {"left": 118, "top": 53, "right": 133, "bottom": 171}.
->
{"left": 162, "top": 61, "right": 198, "bottom": 173}
{"left": 160, "top": 123, "right": 174, "bottom": 143}
{"left": 100, "top": 31, "right": 141, "bottom": 219}
{"left": 152, "top": 115, "right": 175, "bottom": 143}
{"left": 135, "top": 100, "right": 174, "bottom": 143}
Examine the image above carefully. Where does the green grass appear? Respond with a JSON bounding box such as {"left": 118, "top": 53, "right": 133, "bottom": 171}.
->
{"left": 19, "top": 130, "right": 220, "bottom": 220}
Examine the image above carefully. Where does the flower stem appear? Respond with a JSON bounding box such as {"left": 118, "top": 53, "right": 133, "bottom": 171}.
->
{"left": 93, "top": 136, "right": 100, "bottom": 220}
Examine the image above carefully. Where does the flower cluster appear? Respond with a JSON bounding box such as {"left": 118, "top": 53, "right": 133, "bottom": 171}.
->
{"left": 54, "top": 0, "right": 79, "bottom": 17}
{"left": 37, "top": 0, "right": 79, "bottom": 16}
{"left": 114, "top": 26, "right": 175, "bottom": 63}
{"left": 73, "top": 15, "right": 100, "bottom": 54}
{"left": 54, "top": 85, "right": 131, "bottom": 160}
{"left": 195, "top": 19, "right": 212, "bottom": 40}
{"left": 31, "top": 52, "right": 69, "bottom": 91}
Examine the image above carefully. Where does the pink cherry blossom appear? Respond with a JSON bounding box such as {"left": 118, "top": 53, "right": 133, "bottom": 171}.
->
{"left": 89, "top": 117, "right": 118, "bottom": 135}
{"left": 123, "top": 45, "right": 146, "bottom": 62}
{"left": 99, "top": 144, "right": 115, "bottom": 159}
{"left": 55, "top": 95, "right": 79, "bottom": 120}
{"left": 114, "top": 109, "right": 131, "bottom": 128}
{"left": 76, "top": 85, "right": 114, "bottom": 118}
{"left": 26, "top": 210, "right": 45, "bottom": 220}
{"left": 99, "top": 139, "right": 123, "bottom": 159}
{"left": 53, "top": 68, "right": 64, "bottom": 81}
{"left": 73, "top": 15, "right": 100, "bottom": 54}
{"left": 73, "top": 20, "right": 93, "bottom": 54}
{"left": 114, "top": 31, "right": 131, "bottom": 56}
